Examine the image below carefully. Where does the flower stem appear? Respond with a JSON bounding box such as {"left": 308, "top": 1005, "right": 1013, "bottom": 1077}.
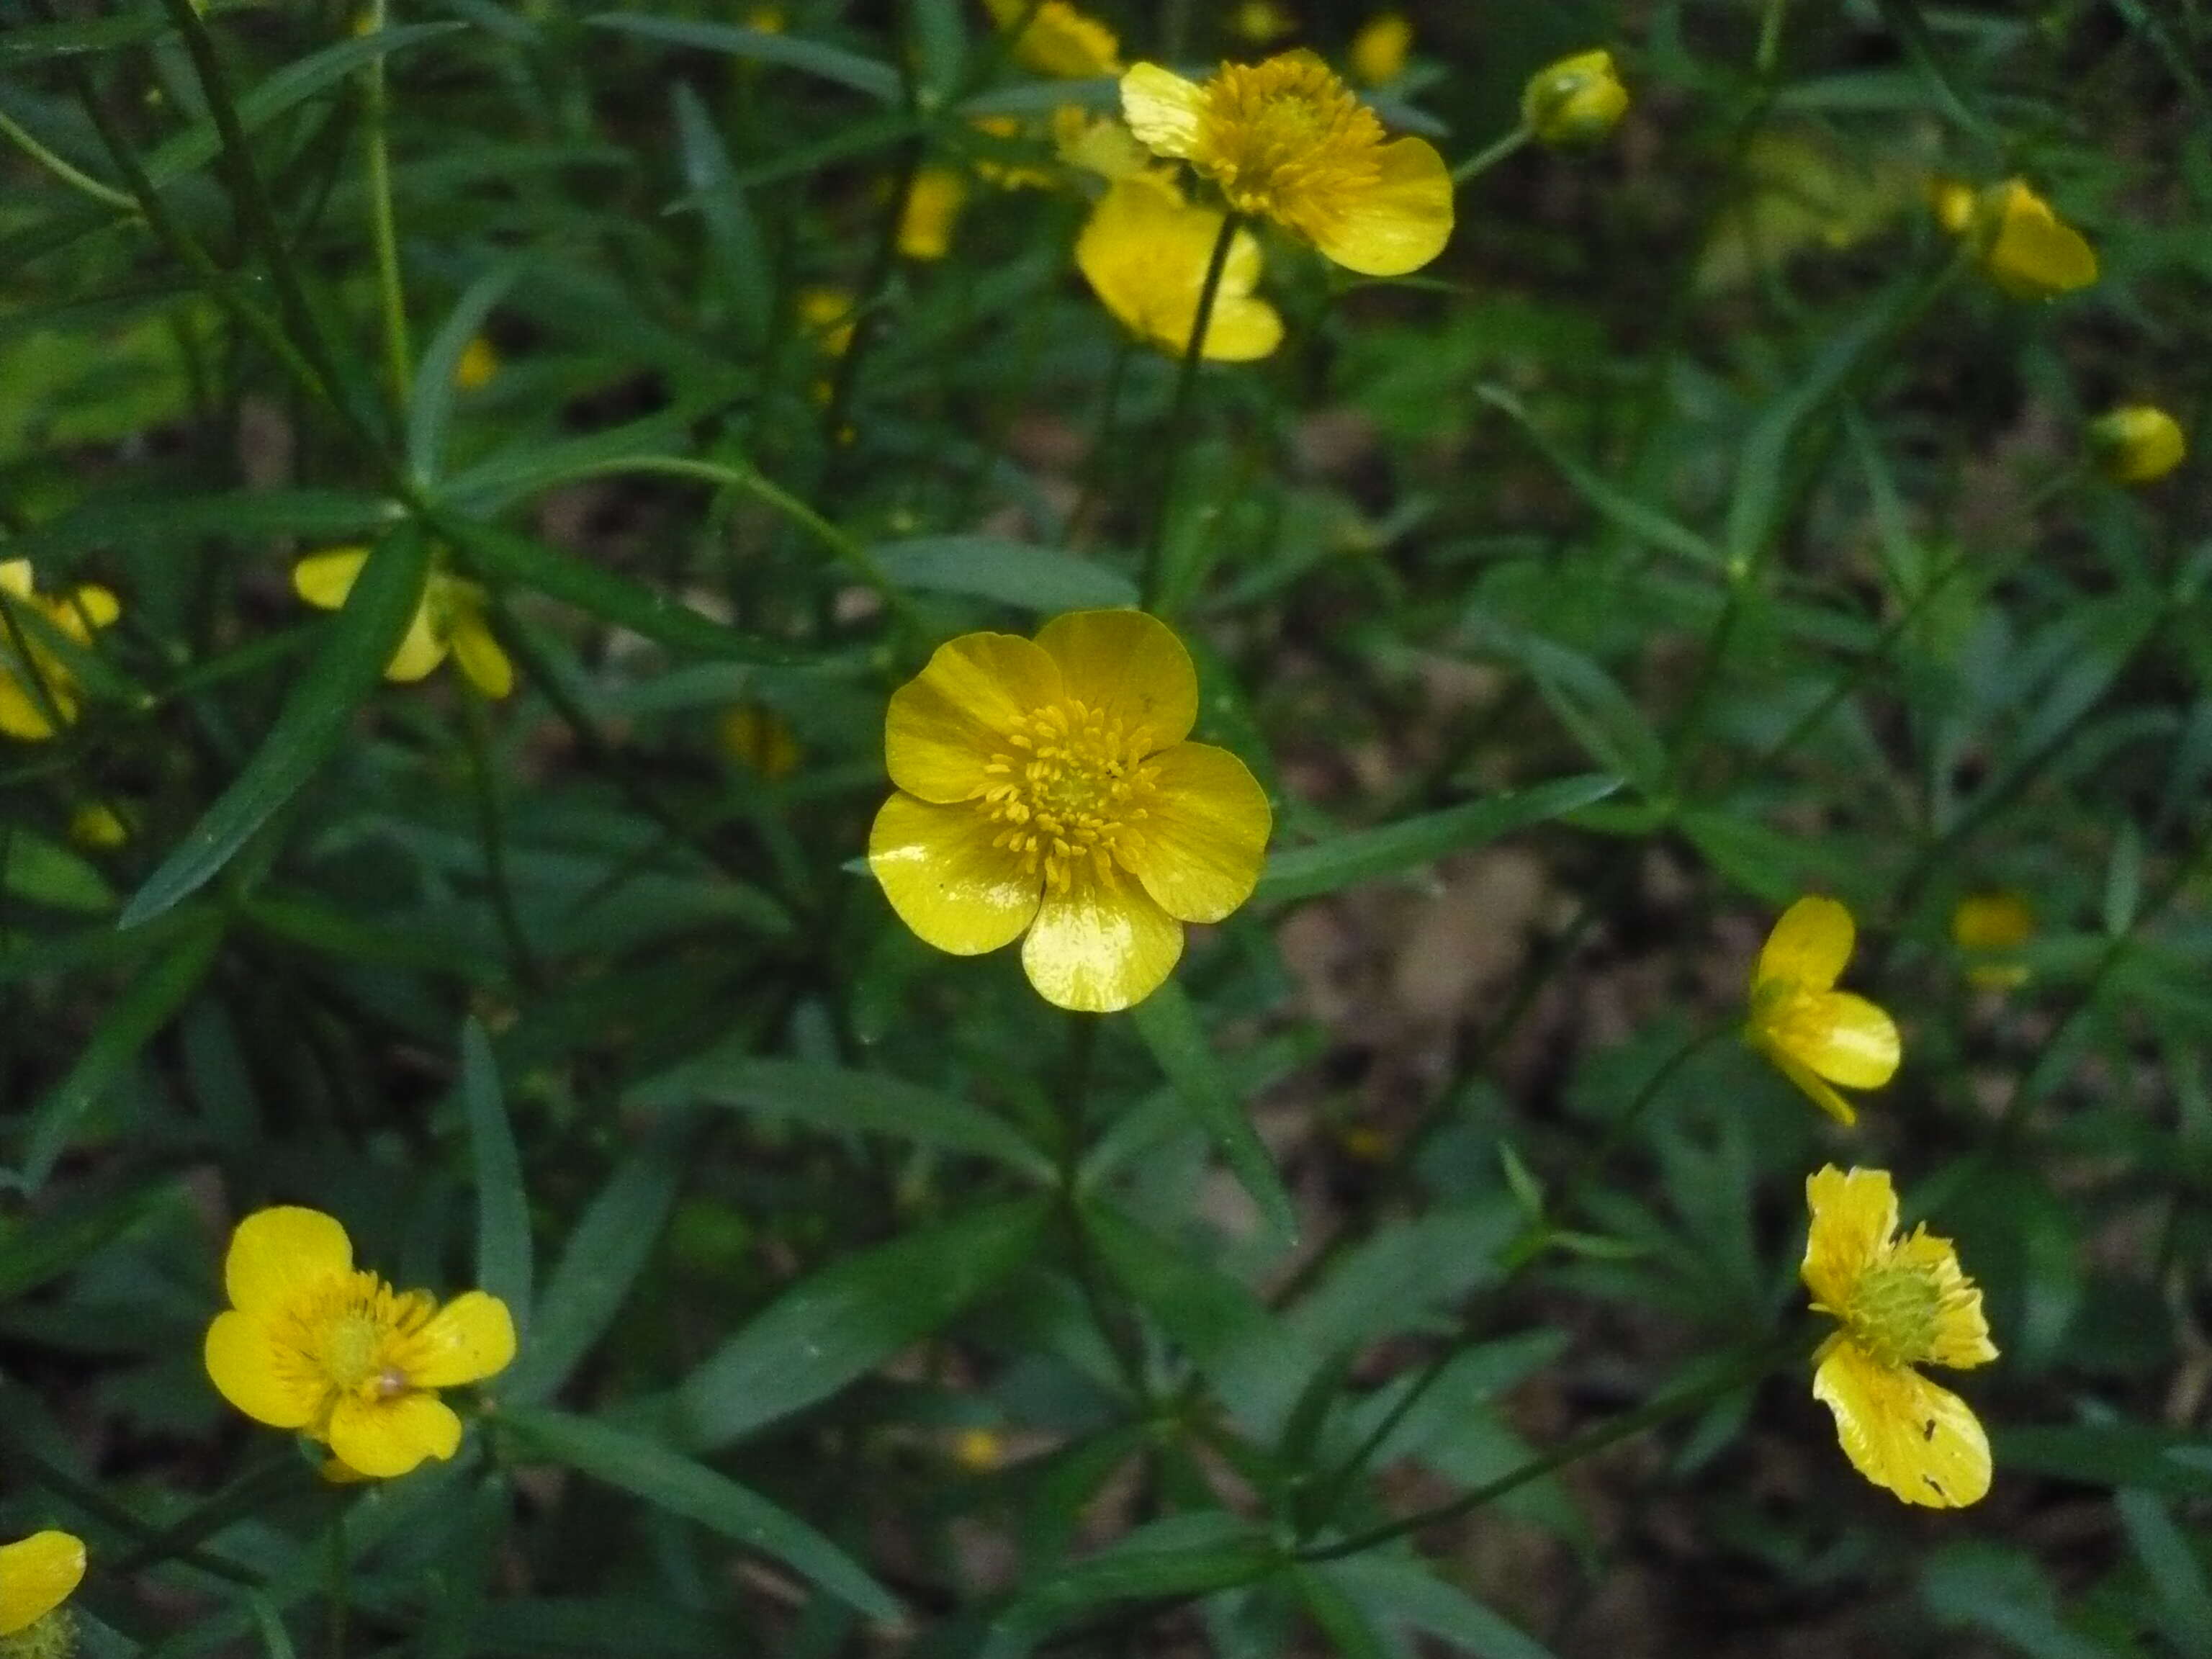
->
{"left": 1142, "top": 210, "right": 1242, "bottom": 612}
{"left": 361, "top": 0, "right": 413, "bottom": 420}
{"left": 0, "top": 107, "right": 138, "bottom": 214}
{"left": 1450, "top": 125, "right": 1529, "bottom": 185}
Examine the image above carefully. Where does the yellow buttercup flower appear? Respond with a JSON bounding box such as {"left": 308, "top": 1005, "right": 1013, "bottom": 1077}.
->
{"left": 1077, "top": 177, "right": 1284, "bottom": 361}
{"left": 719, "top": 703, "right": 801, "bottom": 778}
{"left": 984, "top": 0, "right": 1121, "bottom": 78}
{"left": 2089, "top": 405, "right": 2186, "bottom": 485}
{"left": 1745, "top": 896, "right": 1899, "bottom": 1126}
{"left": 1951, "top": 890, "right": 2033, "bottom": 991}
{"left": 0, "top": 1533, "right": 84, "bottom": 1642}
{"left": 453, "top": 336, "right": 500, "bottom": 391}
{"left": 1521, "top": 48, "right": 1629, "bottom": 147}
{"left": 868, "top": 609, "right": 1272, "bottom": 1013}
{"left": 1349, "top": 14, "right": 1411, "bottom": 86}
{"left": 293, "top": 548, "right": 513, "bottom": 698}
{"left": 1944, "top": 179, "right": 2097, "bottom": 300}
{"left": 0, "top": 560, "right": 120, "bottom": 742}
{"left": 898, "top": 166, "right": 968, "bottom": 260}
{"left": 1804, "top": 1166, "right": 1997, "bottom": 1507}
{"left": 1120, "top": 50, "right": 1454, "bottom": 277}
{"left": 204, "top": 1206, "right": 516, "bottom": 1479}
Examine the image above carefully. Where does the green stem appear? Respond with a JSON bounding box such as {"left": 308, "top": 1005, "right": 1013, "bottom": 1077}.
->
{"left": 4, "top": 1439, "right": 266, "bottom": 1588}
{"left": 108, "top": 1457, "right": 305, "bottom": 1578}
{"left": 1450, "top": 125, "right": 1529, "bottom": 185}
{"left": 1142, "top": 211, "right": 1243, "bottom": 612}
{"left": 0, "top": 107, "right": 139, "bottom": 213}
{"left": 361, "top": 0, "right": 412, "bottom": 419}
{"left": 461, "top": 683, "right": 541, "bottom": 991}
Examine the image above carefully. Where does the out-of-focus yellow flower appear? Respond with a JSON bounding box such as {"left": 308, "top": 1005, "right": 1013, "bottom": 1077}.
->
{"left": 984, "top": 0, "right": 1121, "bottom": 78}
{"left": 719, "top": 703, "right": 801, "bottom": 778}
{"left": 1076, "top": 177, "right": 1283, "bottom": 361}
{"left": 799, "top": 287, "right": 858, "bottom": 358}
{"left": 969, "top": 114, "right": 1056, "bottom": 189}
{"left": 0, "top": 559, "right": 120, "bottom": 743}
{"left": 204, "top": 1206, "right": 516, "bottom": 1479}
{"left": 898, "top": 166, "right": 968, "bottom": 259}
{"left": 745, "top": 4, "right": 784, "bottom": 30}
{"left": 1521, "top": 48, "right": 1629, "bottom": 147}
{"left": 1928, "top": 176, "right": 1976, "bottom": 236}
{"left": 1745, "top": 896, "right": 1899, "bottom": 1126}
{"left": 1121, "top": 50, "right": 1452, "bottom": 276}
{"left": 2089, "top": 405, "right": 2186, "bottom": 486}
{"left": 294, "top": 549, "right": 513, "bottom": 698}
{"left": 453, "top": 336, "right": 500, "bottom": 391}
{"left": 869, "top": 610, "right": 1272, "bottom": 1012}
{"left": 953, "top": 1427, "right": 1004, "bottom": 1470}
{"left": 1233, "top": 1, "right": 1295, "bottom": 44}
{"left": 1051, "top": 107, "right": 1154, "bottom": 181}
{"left": 0, "top": 1533, "right": 84, "bottom": 1641}
{"left": 1349, "top": 14, "right": 1411, "bottom": 86}
{"left": 1951, "top": 891, "right": 2033, "bottom": 991}
{"left": 68, "top": 801, "right": 130, "bottom": 851}
{"left": 1943, "top": 179, "right": 2097, "bottom": 300}
{"left": 1804, "top": 1166, "right": 1997, "bottom": 1507}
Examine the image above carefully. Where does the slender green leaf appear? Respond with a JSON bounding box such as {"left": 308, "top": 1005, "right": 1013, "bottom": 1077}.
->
{"left": 2118, "top": 1488, "right": 2212, "bottom": 1658}
{"left": 587, "top": 14, "right": 900, "bottom": 100}
{"left": 1127, "top": 981, "right": 1295, "bottom": 1243}
{"left": 680, "top": 1197, "right": 1051, "bottom": 1449}
{"left": 981, "top": 1513, "right": 1278, "bottom": 1659}
{"left": 873, "top": 537, "right": 1139, "bottom": 612}
{"left": 670, "top": 84, "right": 770, "bottom": 344}
{"left": 408, "top": 265, "right": 522, "bottom": 486}
{"left": 1254, "top": 775, "right": 1621, "bottom": 902}
{"left": 4, "top": 831, "right": 114, "bottom": 914}
{"left": 1290, "top": 1565, "right": 1393, "bottom": 1659}
{"left": 1323, "top": 1557, "right": 1559, "bottom": 1659}
{"left": 0, "top": 1178, "right": 176, "bottom": 1300}
{"left": 120, "top": 523, "right": 433, "bottom": 927}
{"left": 440, "top": 411, "right": 694, "bottom": 511}
{"left": 461, "top": 1018, "right": 532, "bottom": 1331}
{"left": 503, "top": 1408, "right": 899, "bottom": 1619}
{"left": 1478, "top": 387, "right": 1719, "bottom": 568}
{"left": 0, "top": 8, "right": 171, "bottom": 60}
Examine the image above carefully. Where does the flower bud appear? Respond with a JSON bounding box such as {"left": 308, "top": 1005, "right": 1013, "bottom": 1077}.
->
{"left": 1960, "top": 179, "right": 2097, "bottom": 301}
{"left": 1522, "top": 48, "right": 1629, "bottom": 147}
{"left": 2089, "top": 405, "right": 2185, "bottom": 486}
{"left": 1349, "top": 14, "right": 1412, "bottom": 86}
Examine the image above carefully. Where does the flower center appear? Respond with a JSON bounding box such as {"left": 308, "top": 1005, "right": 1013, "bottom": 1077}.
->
{"left": 1843, "top": 1259, "right": 1943, "bottom": 1369}
{"left": 974, "top": 699, "right": 1159, "bottom": 893}
{"left": 323, "top": 1310, "right": 387, "bottom": 1390}
{"left": 1200, "top": 55, "right": 1385, "bottom": 220}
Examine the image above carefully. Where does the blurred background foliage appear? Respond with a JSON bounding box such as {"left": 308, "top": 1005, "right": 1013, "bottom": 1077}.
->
{"left": 2, "top": 0, "right": 2211, "bottom": 1654}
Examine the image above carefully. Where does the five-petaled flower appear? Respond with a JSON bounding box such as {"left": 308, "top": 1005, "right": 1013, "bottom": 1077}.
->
{"left": 2089, "top": 404, "right": 2186, "bottom": 486}
{"left": 1077, "top": 177, "right": 1284, "bottom": 361}
{"left": 1803, "top": 1166, "right": 1997, "bottom": 1507}
{"left": 0, "top": 1532, "right": 84, "bottom": 1642}
{"left": 1120, "top": 49, "right": 1453, "bottom": 276}
{"left": 294, "top": 548, "right": 513, "bottom": 699}
{"left": 1745, "top": 895, "right": 1899, "bottom": 1125}
{"left": 868, "top": 609, "right": 1272, "bottom": 1012}
{"left": 0, "top": 559, "right": 120, "bottom": 743}
{"left": 204, "top": 1205, "right": 517, "bottom": 1479}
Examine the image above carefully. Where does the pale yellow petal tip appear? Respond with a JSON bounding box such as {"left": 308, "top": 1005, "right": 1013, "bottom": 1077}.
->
{"left": 0, "top": 1532, "right": 86, "bottom": 1637}
{"left": 1522, "top": 48, "right": 1629, "bottom": 146}
{"left": 2089, "top": 405, "right": 2186, "bottom": 486}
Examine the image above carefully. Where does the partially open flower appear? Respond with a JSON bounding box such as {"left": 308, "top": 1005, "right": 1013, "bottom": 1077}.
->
{"left": 0, "top": 560, "right": 120, "bottom": 742}
{"left": 1745, "top": 895, "right": 1900, "bottom": 1126}
{"left": 1120, "top": 50, "right": 1453, "bottom": 276}
{"left": 294, "top": 548, "right": 513, "bottom": 698}
{"left": 1943, "top": 179, "right": 2097, "bottom": 300}
{"left": 983, "top": 0, "right": 1121, "bottom": 78}
{"left": 204, "top": 1206, "right": 516, "bottom": 1479}
{"left": 869, "top": 610, "right": 1272, "bottom": 1012}
{"left": 1804, "top": 1166, "right": 1997, "bottom": 1507}
{"left": 2088, "top": 405, "right": 2186, "bottom": 486}
{"left": 1076, "top": 176, "right": 1284, "bottom": 361}
{"left": 1522, "top": 48, "right": 1629, "bottom": 147}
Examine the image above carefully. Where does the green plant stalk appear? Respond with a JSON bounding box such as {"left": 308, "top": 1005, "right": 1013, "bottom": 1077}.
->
{"left": 0, "top": 107, "right": 139, "bottom": 213}
{"left": 361, "top": 0, "right": 413, "bottom": 419}
{"left": 107, "top": 1456, "right": 305, "bottom": 1578}
{"left": 4, "top": 1437, "right": 266, "bottom": 1588}
{"left": 1450, "top": 125, "right": 1528, "bottom": 185}
{"left": 1143, "top": 211, "right": 1244, "bottom": 611}
{"left": 460, "top": 683, "right": 541, "bottom": 992}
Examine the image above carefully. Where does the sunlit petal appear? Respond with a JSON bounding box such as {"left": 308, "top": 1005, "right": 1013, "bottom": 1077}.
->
{"left": 1801, "top": 1166, "right": 1897, "bottom": 1313}
{"left": 1812, "top": 1339, "right": 1991, "bottom": 1508}
{"left": 886, "top": 632, "right": 1063, "bottom": 803}
{"left": 225, "top": 1205, "right": 354, "bottom": 1316}
{"left": 1033, "top": 609, "right": 1197, "bottom": 748}
{"left": 328, "top": 1392, "right": 464, "bottom": 1480}
{"left": 870, "top": 792, "right": 1042, "bottom": 955}
{"left": 1118, "top": 741, "right": 1271, "bottom": 923}
{"left": 204, "top": 1309, "right": 323, "bottom": 1429}
{"left": 1021, "top": 869, "right": 1183, "bottom": 1012}
{"left": 1120, "top": 63, "right": 1206, "bottom": 158}
{"left": 0, "top": 1532, "right": 86, "bottom": 1637}
{"left": 1307, "top": 136, "right": 1453, "bottom": 277}
{"left": 1756, "top": 894, "right": 1854, "bottom": 992}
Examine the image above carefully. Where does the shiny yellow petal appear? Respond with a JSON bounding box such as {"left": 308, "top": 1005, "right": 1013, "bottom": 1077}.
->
{"left": 1306, "top": 135, "right": 1453, "bottom": 277}
{"left": 1812, "top": 1339, "right": 1991, "bottom": 1508}
{"left": 1076, "top": 180, "right": 1282, "bottom": 361}
{"left": 225, "top": 1205, "right": 354, "bottom": 1316}
{"left": 1756, "top": 894, "right": 1854, "bottom": 992}
{"left": 449, "top": 615, "right": 514, "bottom": 699}
{"left": 870, "top": 791, "right": 1042, "bottom": 955}
{"left": 0, "top": 673, "right": 60, "bottom": 742}
{"left": 1118, "top": 741, "right": 1271, "bottom": 923}
{"left": 384, "top": 597, "right": 448, "bottom": 683}
{"left": 0, "top": 1532, "right": 86, "bottom": 1637}
{"left": 885, "top": 631, "right": 1063, "bottom": 803}
{"left": 328, "top": 1390, "right": 464, "bottom": 1479}
{"left": 1802, "top": 1165, "right": 1897, "bottom": 1312}
{"left": 1020, "top": 868, "right": 1183, "bottom": 1012}
{"left": 1031, "top": 609, "right": 1197, "bottom": 748}
{"left": 1984, "top": 181, "right": 2097, "bottom": 299}
{"left": 204, "top": 1308, "right": 323, "bottom": 1429}
{"left": 1192, "top": 295, "right": 1286, "bottom": 361}
{"left": 1794, "top": 989, "right": 1900, "bottom": 1087}
{"left": 293, "top": 548, "right": 372, "bottom": 611}
{"left": 1763, "top": 1041, "right": 1858, "bottom": 1125}
{"left": 1121, "top": 62, "right": 1208, "bottom": 158}
{"left": 399, "top": 1290, "right": 517, "bottom": 1388}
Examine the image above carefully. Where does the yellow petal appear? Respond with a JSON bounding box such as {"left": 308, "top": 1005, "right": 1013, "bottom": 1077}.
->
{"left": 0, "top": 673, "right": 59, "bottom": 742}
{"left": 1894, "top": 1228, "right": 2001, "bottom": 1369}
{"left": 400, "top": 1290, "right": 517, "bottom": 1388}
{"left": 1020, "top": 868, "right": 1183, "bottom": 1012}
{"left": 1194, "top": 294, "right": 1287, "bottom": 361}
{"left": 1076, "top": 181, "right": 1283, "bottom": 361}
{"left": 870, "top": 791, "right": 1042, "bottom": 956}
{"left": 898, "top": 166, "right": 968, "bottom": 261}
{"left": 1307, "top": 135, "right": 1454, "bottom": 277}
{"left": 0, "top": 1532, "right": 86, "bottom": 1637}
{"left": 1120, "top": 63, "right": 1207, "bottom": 158}
{"left": 1812, "top": 1339, "right": 1991, "bottom": 1508}
{"left": 1984, "top": 181, "right": 2097, "bottom": 299}
{"left": 204, "top": 1308, "right": 323, "bottom": 1429}
{"left": 1756, "top": 894, "right": 1854, "bottom": 992}
{"left": 886, "top": 631, "right": 1063, "bottom": 804}
{"left": 293, "top": 548, "right": 372, "bottom": 611}
{"left": 327, "top": 1391, "right": 464, "bottom": 1479}
{"left": 0, "top": 560, "right": 32, "bottom": 599}
{"left": 384, "top": 598, "right": 448, "bottom": 683}
{"left": 59, "top": 584, "right": 120, "bottom": 637}
{"left": 1801, "top": 1165, "right": 1897, "bottom": 1312}
{"left": 1031, "top": 609, "right": 1197, "bottom": 748}
{"left": 1764, "top": 1042, "right": 1858, "bottom": 1125}
{"left": 225, "top": 1205, "right": 354, "bottom": 1316}
{"left": 1790, "top": 989, "right": 1900, "bottom": 1087}
{"left": 1118, "top": 741, "right": 1271, "bottom": 923}
{"left": 449, "top": 615, "right": 514, "bottom": 699}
